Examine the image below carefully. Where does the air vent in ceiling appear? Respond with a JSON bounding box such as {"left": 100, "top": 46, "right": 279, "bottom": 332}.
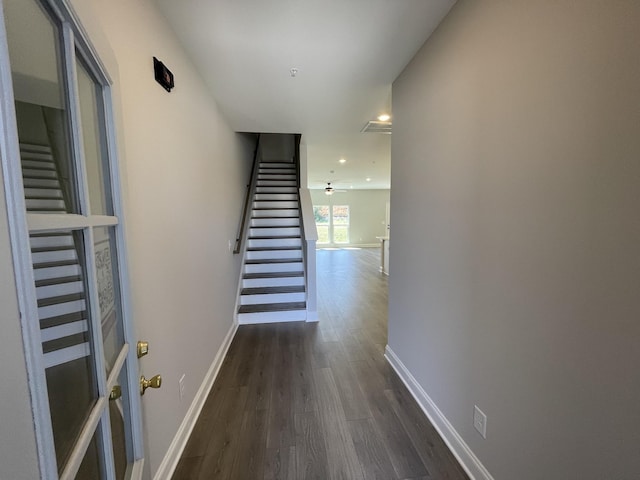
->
{"left": 361, "top": 120, "right": 392, "bottom": 134}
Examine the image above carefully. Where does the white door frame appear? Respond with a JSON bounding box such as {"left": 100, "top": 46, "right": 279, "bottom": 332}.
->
{"left": 0, "top": 0, "right": 144, "bottom": 477}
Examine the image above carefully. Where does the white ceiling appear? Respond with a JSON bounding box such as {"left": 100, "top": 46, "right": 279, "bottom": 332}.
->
{"left": 153, "top": 0, "right": 455, "bottom": 189}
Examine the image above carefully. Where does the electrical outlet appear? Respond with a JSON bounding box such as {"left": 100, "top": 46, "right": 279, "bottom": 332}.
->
{"left": 474, "top": 405, "right": 487, "bottom": 439}
{"left": 179, "top": 374, "right": 186, "bottom": 400}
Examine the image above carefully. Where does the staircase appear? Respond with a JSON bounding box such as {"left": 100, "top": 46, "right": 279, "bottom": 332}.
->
{"left": 237, "top": 161, "right": 307, "bottom": 323}
{"left": 21, "top": 143, "right": 90, "bottom": 369}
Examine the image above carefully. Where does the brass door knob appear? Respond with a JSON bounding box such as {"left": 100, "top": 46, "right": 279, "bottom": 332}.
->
{"left": 109, "top": 385, "right": 122, "bottom": 401}
{"left": 140, "top": 374, "right": 162, "bottom": 395}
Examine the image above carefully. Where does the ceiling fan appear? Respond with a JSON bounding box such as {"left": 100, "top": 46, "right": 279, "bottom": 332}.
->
{"left": 325, "top": 182, "right": 347, "bottom": 195}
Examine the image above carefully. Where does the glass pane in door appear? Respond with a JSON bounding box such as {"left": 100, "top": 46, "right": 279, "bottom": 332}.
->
{"left": 94, "top": 226, "right": 124, "bottom": 373}
{"left": 32, "top": 229, "right": 98, "bottom": 472}
{"left": 5, "top": 0, "right": 79, "bottom": 214}
{"left": 76, "top": 58, "right": 113, "bottom": 215}
{"left": 110, "top": 368, "right": 131, "bottom": 480}
{"left": 75, "top": 430, "right": 103, "bottom": 480}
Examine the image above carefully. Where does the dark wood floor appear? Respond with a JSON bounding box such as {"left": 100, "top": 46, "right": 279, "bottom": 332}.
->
{"left": 173, "top": 248, "right": 469, "bottom": 480}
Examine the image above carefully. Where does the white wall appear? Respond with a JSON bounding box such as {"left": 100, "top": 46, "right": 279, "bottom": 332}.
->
{"left": 66, "top": 0, "right": 253, "bottom": 476}
{"left": 310, "top": 189, "right": 389, "bottom": 246}
{"left": 389, "top": 2, "right": 640, "bottom": 479}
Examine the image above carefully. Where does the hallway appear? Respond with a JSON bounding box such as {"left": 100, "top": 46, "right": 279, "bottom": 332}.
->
{"left": 172, "top": 248, "right": 468, "bottom": 479}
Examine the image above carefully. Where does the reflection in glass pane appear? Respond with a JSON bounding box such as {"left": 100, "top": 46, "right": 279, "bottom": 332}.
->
{"left": 75, "top": 430, "right": 103, "bottom": 480}
{"left": 77, "top": 59, "right": 112, "bottom": 215}
{"left": 110, "top": 368, "right": 131, "bottom": 479}
{"left": 31, "top": 230, "right": 97, "bottom": 472}
{"left": 94, "top": 227, "right": 124, "bottom": 373}
{"left": 5, "top": 0, "right": 79, "bottom": 214}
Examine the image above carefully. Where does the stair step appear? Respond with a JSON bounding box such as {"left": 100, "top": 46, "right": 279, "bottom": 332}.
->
{"left": 249, "top": 235, "right": 301, "bottom": 240}
{"left": 243, "top": 271, "right": 304, "bottom": 279}
{"left": 38, "top": 292, "right": 84, "bottom": 308}
{"left": 40, "top": 311, "right": 87, "bottom": 330}
{"left": 241, "top": 285, "right": 305, "bottom": 295}
{"left": 251, "top": 215, "right": 299, "bottom": 219}
{"left": 20, "top": 143, "right": 52, "bottom": 153}
{"left": 31, "top": 245, "right": 75, "bottom": 253}
{"left": 245, "top": 257, "right": 302, "bottom": 264}
{"left": 238, "top": 301, "right": 306, "bottom": 314}
{"left": 33, "top": 259, "right": 79, "bottom": 269}
{"left": 247, "top": 246, "right": 302, "bottom": 251}
{"left": 21, "top": 164, "right": 56, "bottom": 172}
{"left": 35, "top": 275, "right": 82, "bottom": 288}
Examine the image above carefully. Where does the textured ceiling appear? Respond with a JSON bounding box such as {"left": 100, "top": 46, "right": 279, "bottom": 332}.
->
{"left": 153, "top": 0, "right": 456, "bottom": 188}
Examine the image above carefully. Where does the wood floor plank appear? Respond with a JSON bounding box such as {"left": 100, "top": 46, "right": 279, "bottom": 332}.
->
{"left": 312, "top": 367, "right": 365, "bottom": 480}
{"left": 348, "top": 418, "right": 398, "bottom": 480}
{"left": 264, "top": 446, "right": 296, "bottom": 480}
{"left": 295, "top": 411, "right": 329, "bottom": 480}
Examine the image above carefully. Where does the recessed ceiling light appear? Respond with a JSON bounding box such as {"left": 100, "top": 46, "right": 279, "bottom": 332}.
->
{"left": 339, "top": 158, "right": 346, "bottom": 164}
{"left": 377, "top": 114, "right": 390, "bottom": 122}
{"left": 366, "top": 177, "right": 372, "bottom": 182}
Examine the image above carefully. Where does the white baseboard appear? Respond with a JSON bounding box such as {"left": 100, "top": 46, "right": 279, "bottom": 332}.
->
{"left": 384, "top": 346, "right": 494, "bottom": 480}
{"left": 153, "top": 320, "right": 238, "bottom": 480}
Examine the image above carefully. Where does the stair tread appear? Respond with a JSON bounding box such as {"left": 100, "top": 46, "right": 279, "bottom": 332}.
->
{"left": 31, "top": 245, "right": 75, "bottom": 253}
{"left": 36, "top": 275, "right": 82, "bottom": 287}
{"left": 30, "top": 232, "right": 73, "bottom": 238}
{"left": 38, "top": 292, "right": 85, "bottom": 308}
{"left": 250, "top": 225, "right": 300, "bottom": 229}
{"left": 40, "top": 311, "right": 87, "bottom": 329}
{"left": 252, "top": 207, "right": 299, "bottom": 211}
{"left": 34, "top": 259, "right": 78, "bottom": 269}
{"left": 241, "top": 285, "right": 305, "bottom": 295}
{"left": 238, "top": 301, "right": 306, "bottom": 314}
{"left": 245, "top": 257, "right": 302, "bottom": 264}
{"left": 249, "top": 235, "right": 301, "bottom": 239}
{"left": 252, "top": 216, "right": 299, "bottom": 219}
{"left": 247, "top": 246, "right": 302, "bottom": 251}
{"left": 243, "top": 271, "right": 304, "bottom": 279}
{"left": 27, "top": 207, "right": 67, "bottom": 212}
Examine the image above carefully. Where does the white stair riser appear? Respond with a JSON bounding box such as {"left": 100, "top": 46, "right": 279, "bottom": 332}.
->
{"left": 34, "top": 264, "right": 82, "bottom": 281}
{"left": 258, "top": 174, "right": 296, "bottom": 181}
{"left": 255, "top": 187, "right": 298, "bottom": 194}
{"left": 21, "top": 159, "right": 55, "bottom": 169}
{"left": 248, "top": 238, "right": 301, "bottom": 248}
{"left": 41, "top": 320, "right": 88, "bottom": 342}
{"left": 258, "top": 168, "right": 295, "bottom": 175}
{"left": 259, "top": 162, "right": 294, "bottom": 168}
{"left": 24, "top": 187, "right": 64, "bottom": 198}
{"left": 256, "top": 180, "right": 297, "bottom": 187}
{"left": 252, "top": 209, "right": 299, "bottom": 218}
{"left": 253, "top": 200, "right": 298, "bottom": 209}
{"left": 251, "top": 217, "right": 299, "bottom": 227}
{"left": 20, "top": 154, "right": 54, "bottom": 163}
{"left": 249, "top": 227, "right": 300, "bottom": 237}
{"left": 240, "top": 292, "right": 306, "bottom": 305}
{"left": 245, "top": 262, "right": 303, "bottom": 274}
{"left": 23, "top": 178, "right": 60, "bottom": 188}
{"left": 26, "top": 198, "right": 66, "bottom": 210}
{"left": 246, "top": 249, "right": 302, "bottom": 260}
{"left": 32, "top": 249, "right": 77, "bottom": 264}
{"left": 37, "top": 281, "right": 84, "bottom": 299}
{"left": 22, "top": 168, "right": 57, "bottom": 179}
{"left": 238, "top": 309, "right": 306, "bottom": 324}
{"left": 242, "top": 276, "right": 305, "bottom": 288}
{"left": 39, "top": 299, "right": 86, "bottom": 320}
{"left": 30, "top": 235, "right": 74, "bottom": 249}
{"left": 254, "top": 193, "right": 298, "bottom": 201}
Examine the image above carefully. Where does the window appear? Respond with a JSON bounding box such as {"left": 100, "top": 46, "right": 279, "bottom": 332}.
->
{"left": 314, "top": 205, "right": 330, "bottom": 243}
{"left": 314, "top": 204, "right": 350, "bottom": 244}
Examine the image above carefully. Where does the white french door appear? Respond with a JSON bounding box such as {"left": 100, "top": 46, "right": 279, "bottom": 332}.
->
{"left": 0, "top": 0, "right": 144, "bottom": 478}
